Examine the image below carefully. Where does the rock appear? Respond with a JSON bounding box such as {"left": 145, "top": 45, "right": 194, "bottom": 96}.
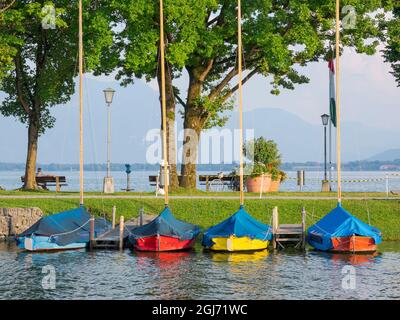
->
{"left": 0, "top": 207, "right": 43, "bottom": 239}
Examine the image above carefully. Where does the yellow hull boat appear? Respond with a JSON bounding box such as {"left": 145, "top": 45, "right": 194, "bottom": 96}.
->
{"left": 209, "top": 235, "right": 269, "bottom": 252}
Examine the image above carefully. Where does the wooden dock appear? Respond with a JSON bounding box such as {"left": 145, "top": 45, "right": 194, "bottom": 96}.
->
{"left": 272, "top": 207, "right": 306, "bottom": 250}
{"left": 91, "top": 210, "right": 156, "bottom": 249}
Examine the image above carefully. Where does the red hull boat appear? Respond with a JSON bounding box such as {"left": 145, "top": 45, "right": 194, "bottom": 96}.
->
{"left": 331, "top": 235, "right": 377, "bottom": 253}
{"left": 134, "top": 235, "right": 196, "bottom": 252}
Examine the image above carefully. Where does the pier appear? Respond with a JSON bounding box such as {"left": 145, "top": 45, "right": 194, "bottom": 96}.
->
{"left": 272, "top": 207, "right": 306, "bottom": 250}
{"left": 91, "top": 209, "right": 156, "bottom": 249}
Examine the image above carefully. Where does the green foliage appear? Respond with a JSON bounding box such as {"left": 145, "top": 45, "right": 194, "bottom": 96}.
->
{"left": 0, "top": 0, "right": 113, "bottom": 133}
{"left": 244, "top": 137, "right": 283, "bottom": 179}
{"left": 102, "top": 0, "right": 393, "bottom": 129}
{"left": 383, "top": 5, "right": 400, "bottom": 86}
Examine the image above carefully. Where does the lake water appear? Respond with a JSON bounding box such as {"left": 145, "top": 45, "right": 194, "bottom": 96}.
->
{"left": 0, "top": 241, "right": 399, "bottom": 300}
{"left": 1, "top": 170, "right": 399, "bottom": 193}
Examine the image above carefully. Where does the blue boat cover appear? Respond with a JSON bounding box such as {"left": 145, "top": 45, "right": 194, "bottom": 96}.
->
{"left": 307, "top": 204, "right": 382, "bottom": 251}
{"left": 202, "top": 207, "right": 273, "bottom": 248}
{"left": 18, "top": 207, "right": 111, "bottom": 246}
{"left": 128, "top": 207, "right": 200, "bottom": 241}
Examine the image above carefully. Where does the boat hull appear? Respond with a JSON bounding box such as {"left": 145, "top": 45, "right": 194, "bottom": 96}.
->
{"left": 133, "top": 235, "right": 196, "bottom": 252}
{"left": 16, "top": 236, "right": 87, "bottom": 252}
{"left": 209, "top": 235, "right": 269, "bottom": 252}
{"left": 308, "top": 233, "right": 377, "bottom": 253}
{"left": 331, "top": 235, "right": 377, "bottom": 253}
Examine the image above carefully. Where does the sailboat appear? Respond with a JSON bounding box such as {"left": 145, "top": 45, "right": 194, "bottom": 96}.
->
{"left": 128, "top": 0, "right": 200, "bottom": 252}
{"left": 307, "top": 0, "right": 382, "bottom": 253}
{"left": 16, "top": 0, "right": 111, "bottom": 251}
{"left": 201, "top": 0, "right": 273, "bottom": 252}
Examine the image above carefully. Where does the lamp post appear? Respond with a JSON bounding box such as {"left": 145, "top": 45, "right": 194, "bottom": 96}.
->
{"left": 321, "top": 113, "right": 330, "bottom": 192}
{"left": 103, "top": 88, "right": 115, "bottom": 193}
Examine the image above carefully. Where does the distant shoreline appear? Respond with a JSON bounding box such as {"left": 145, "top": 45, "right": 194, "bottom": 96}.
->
{"left": 1, "top": 161, "right": 399, "bottom": 172}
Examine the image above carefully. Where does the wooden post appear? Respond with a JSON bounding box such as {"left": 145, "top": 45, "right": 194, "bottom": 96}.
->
{"left": 206, "top": 176, "right": 209, "bottom": 192}
{"left": 272, "top": 206, "right": 278, "bottom": 249}
{"left": 55, "top": 176, "right": 60, "bottom": 193}
{"left": 111, "top": 206, "right": 116, "bottom": 229}
{"left": 301, "top": 207, "right": 307, "bottom": 249}
{"left": 139, "top": 207, "right": 144, "bottom": 226}
{"left": 119, "top": 215, "right": 124, "bottom": 250}
{"left": 156, "top": 176, "right": 159, "bottom": 196}
{"left": 89, "top": 214, "right": 95, "bottom": 250}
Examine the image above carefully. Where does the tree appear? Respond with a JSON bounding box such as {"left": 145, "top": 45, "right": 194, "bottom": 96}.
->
{"left": 0, "top": 0, "right": 112, "bottom": 189}
{"left": 176, "top": 0, "right": 392, "bottom": 188}
{"left": 95, "top": 0, "right": 217, "bottom": 190}
{"left": 383, "top": 5, "right": 400, "bottom": 86}
{"left": 100, "top": 0, "right": 393, "bottom": 189}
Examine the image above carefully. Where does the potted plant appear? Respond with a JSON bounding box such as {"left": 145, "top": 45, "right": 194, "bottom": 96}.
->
{"left": 243, "top": 137, "right": 285, "bottom": 193}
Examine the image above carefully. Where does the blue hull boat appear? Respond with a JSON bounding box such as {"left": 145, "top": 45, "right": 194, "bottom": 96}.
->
{"left": 307, "top": 204, "right": 382, "bottom": 253}
{"left": 16, "top": 207, "right": 111, "bottom": 252}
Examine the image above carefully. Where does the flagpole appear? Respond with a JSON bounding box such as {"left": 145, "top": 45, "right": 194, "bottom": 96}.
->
{"left": 329, "top": 114, "right": 332, "bottom": 188}
{"left": 335, "top": 0, "right": 342, "bottom": 204}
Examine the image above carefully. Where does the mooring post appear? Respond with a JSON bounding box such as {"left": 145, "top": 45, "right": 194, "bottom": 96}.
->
{"left": 272, "top": 206, "right": 278, "bottom": 250}
{"left": 301, "top": 207, "right": 307, "bottom": 250}
{"left": 112, "top": 206, "right": 116, "bottom": 229}
{"left": 89, "top": 213, "right": 95, "bottom": 250}
{"left": 119, "top": 215, "right": 124, "bottom": 250}
{"left": 139, "top": 207, "right": 144, "bottom": 226}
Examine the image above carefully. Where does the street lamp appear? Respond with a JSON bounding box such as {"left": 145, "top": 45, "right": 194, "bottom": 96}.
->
{"left": 103, "top": 88, "right": 115, "bottom": 193}
{"left": 321, "top": 113, "right": 330, "bottom": 192}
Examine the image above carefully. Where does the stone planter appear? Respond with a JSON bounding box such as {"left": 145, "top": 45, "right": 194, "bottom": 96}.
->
{"left": 246, "top": 174, "right": 272, "bottom": 193}
{"left": 269, "top": 178, "right": 281, "bottom": 192}
{"left": 268, "top": 174, "right": 284, "bottom": 192}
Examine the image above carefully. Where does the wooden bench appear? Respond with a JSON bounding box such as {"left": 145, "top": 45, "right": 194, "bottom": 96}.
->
{"left": 21, "top": 175, "right": 67, "bottom": 192}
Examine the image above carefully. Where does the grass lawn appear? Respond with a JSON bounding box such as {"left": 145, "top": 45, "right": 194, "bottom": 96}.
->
{"left": 1, "top": 195, "right": 399, "bottom": 240}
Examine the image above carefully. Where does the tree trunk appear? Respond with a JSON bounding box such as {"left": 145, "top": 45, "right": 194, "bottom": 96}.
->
{"left": 180, "top": 70, "right": 204, "bottom": 189}
{"left": 180, "top": 113, "right": 202, "bottom": 189}
{"left": 23, "top": 118, "right": 39, "bottom": 190}
{"left": 157, "top": 62, "right": 179, "bottom": 190}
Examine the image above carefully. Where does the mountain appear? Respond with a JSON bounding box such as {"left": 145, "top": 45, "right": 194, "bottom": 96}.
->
{"left": 367, "top": 149, "right": 400, "bottom": 161}
{"left": 1, "top": 77, "right": 399, "bottom": 164}
{"left": 224, "top": 108, "right": 400, "bottom": 163}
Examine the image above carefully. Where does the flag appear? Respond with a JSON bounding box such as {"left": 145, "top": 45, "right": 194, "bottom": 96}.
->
{"left": 328, "top": 59, "right": 337, "bottom": 127}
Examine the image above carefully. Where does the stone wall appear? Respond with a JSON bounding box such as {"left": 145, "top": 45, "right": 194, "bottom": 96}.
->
{"left": 0, "top": 208, "right": 43, "bottom": 239}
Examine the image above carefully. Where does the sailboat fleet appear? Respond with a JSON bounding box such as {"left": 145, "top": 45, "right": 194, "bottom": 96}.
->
{"left": 15, "top": 0, "right": 382, "bottom": 254}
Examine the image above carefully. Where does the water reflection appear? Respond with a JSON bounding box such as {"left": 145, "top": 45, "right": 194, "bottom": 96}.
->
{"left": 209, "top": 249, "right": 269, "bottom": 263}
{"left": 309, "top": 250, "right": 382, "bottom": 266}
{"left": 1, "top": 241, "right": 400, "bottom": 299}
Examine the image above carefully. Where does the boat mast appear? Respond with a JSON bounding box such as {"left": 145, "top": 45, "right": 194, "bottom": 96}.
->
{"left": 79, "top": 0, "right": 84, "bottom": 206}
{"left": 237, "top": 0, "right": 244, "bottom": 207}
{"left": 335, "top": 0, "right": 342, "bottom": 204}
{"left": 160, "top": 0, "right": 169, "bottom": 207}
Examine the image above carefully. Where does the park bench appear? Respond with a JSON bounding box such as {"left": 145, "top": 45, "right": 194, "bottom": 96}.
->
{"left": 148, "top": 174, "right": 239, "bottom": 192}
{"left": 21, "top": 175, "right": 67, "bottom": 192}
